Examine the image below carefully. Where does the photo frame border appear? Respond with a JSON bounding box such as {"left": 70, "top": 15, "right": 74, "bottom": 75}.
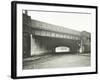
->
{"left": 11, "top": 1, "right": 98, "bottom": 79}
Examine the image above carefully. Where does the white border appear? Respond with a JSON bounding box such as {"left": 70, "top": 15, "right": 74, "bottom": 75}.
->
{"left": 17, "top": 3, "right": 96, "bottom": 77}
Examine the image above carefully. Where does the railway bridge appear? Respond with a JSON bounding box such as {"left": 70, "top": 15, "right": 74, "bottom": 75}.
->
{"left": 23, "top": 11, "right": 91, "bottom": 58}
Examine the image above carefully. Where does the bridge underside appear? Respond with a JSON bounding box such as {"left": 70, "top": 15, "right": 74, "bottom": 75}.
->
{"left": 23, "top": 33, "right": 81, "bottom": 57}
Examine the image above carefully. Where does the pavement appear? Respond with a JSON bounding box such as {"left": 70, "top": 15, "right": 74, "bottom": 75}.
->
{"left": 23, "top": 53, "right": 91, "bottom": 69}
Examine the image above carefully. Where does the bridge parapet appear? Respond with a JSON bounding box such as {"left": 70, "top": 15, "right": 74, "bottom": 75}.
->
{"left": 31, "top": 19, "right": 81, "bottom": 36}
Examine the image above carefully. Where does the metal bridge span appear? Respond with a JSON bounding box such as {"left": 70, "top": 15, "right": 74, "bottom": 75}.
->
{"left": 23, "top": 12, "right": 91, "bottom": 58}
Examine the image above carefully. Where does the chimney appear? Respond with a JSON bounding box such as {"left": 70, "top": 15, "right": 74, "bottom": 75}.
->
{"left": 25, "top": 10, "right": 28, "bottom": 15}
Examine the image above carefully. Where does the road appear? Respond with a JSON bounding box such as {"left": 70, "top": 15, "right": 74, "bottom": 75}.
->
{"left": 23, "top": 53, "right": 91, "bottom": 69}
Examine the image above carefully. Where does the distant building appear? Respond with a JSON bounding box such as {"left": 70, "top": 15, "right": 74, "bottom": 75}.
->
{"left": 80, "top": 31, "right": 91, "bottom": 53}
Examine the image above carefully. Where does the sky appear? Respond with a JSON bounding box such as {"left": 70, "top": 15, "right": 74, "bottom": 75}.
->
{"left": 26, "top": 10, "right": 92, "bottom": 32}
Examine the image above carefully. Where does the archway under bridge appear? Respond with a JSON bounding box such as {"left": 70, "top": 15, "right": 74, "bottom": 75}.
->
{"left": 30, "top": 35, "right": 81, "bottom": 56}
{"left": 55, "top": 46, "right": 70, "bottom": 53}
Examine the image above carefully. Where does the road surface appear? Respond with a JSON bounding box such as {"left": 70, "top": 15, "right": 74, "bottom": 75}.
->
{"left": 23, "top": 53, "right": 91, "bottom": 69}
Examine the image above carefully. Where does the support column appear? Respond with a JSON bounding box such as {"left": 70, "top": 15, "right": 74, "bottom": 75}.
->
{"left": 79, "top": 40, "right": 84, "bottom": 53}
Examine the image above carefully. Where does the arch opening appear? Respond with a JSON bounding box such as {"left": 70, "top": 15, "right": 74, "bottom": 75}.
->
{"left": 55, "top": 46, "right": 70, "bottom": 53}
